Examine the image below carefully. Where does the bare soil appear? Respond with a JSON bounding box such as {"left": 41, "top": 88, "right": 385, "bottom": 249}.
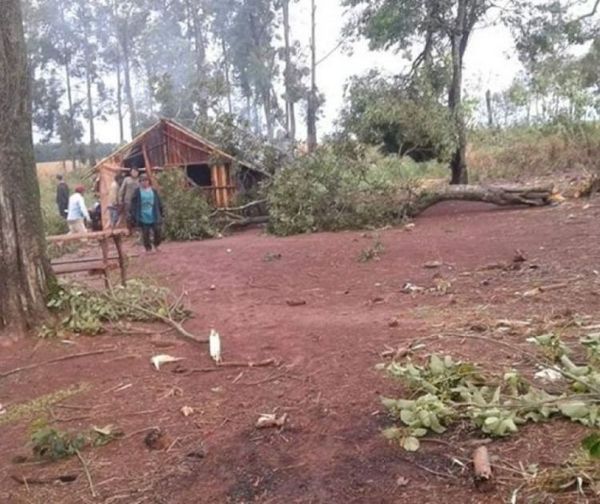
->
{"left": 1, "top": 198, "right": 600, "bottom": 504}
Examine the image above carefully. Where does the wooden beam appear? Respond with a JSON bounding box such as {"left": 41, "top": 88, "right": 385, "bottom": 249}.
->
{"left": 47, "top": 229, "right": 129, "bottom": 243}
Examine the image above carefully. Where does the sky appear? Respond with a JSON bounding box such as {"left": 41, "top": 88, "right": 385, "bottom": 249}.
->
{"left": 95, "top": 0, "right": 523, "bottom": 143}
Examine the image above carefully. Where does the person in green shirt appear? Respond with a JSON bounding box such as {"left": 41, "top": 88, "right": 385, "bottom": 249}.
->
{"left": 130, "top": 174, "right": 164, "bottom": 252}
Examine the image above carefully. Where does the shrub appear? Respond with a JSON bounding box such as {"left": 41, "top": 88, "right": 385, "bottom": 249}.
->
{"left": 267, "top": 147, "right": 428, "bottom": 236}
{"left": 158, "top": 170, "right": 216, "bottom": 241}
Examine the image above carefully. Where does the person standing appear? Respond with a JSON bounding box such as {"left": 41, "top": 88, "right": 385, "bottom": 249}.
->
{"left": 130, "top": 174, "right": 163, "bottom": 252}
{"left": 108, "top": 173, "right": 123, "bottom": 227}
{"left": 56, "top": 174, "right": 69, "bottom": 219}
{"left": 66, "top": 185, "right": 90, "bottom": 234}
{"left": 118, "top": 168, "right": 140, "bottom": 232}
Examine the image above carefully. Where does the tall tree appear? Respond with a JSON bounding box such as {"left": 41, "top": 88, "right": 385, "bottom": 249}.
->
{"left": 281, "top": 0, "right": 296, "bottom": 141}
{"left": 306, "top": 0, "right": 318, "bottom": 152}
{"left": 109, "top": 1, "right": 147, "bottom": 138}
{"left": 344, "top": 0, "right": 490, "bottom": 184}
{"left": 0, "top": 0, "right": 53, "bottom": 337}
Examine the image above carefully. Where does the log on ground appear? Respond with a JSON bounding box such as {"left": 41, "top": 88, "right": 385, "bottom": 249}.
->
{"left": 404, "top": 184, "right": 555, "bottom": 218}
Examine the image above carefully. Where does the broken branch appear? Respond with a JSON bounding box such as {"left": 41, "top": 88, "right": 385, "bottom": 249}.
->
{"left": 0, "top": 347, "right": 118, "bottom": 379}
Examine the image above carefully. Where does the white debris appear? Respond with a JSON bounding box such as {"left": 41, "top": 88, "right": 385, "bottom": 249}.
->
{"left": 534, "top": 368, "right": 563, "bottom": 383}
{"left": 209, "top": 329, "right": 222, "bottom": 363}
{"left": 181, "top": 406, "right": 194, "bottom": 417}
{"left": 151, "top": 354, "right": 184, "bottom": 370}
{"left": 256, "top": 413, "right": 287, "bottom": 429}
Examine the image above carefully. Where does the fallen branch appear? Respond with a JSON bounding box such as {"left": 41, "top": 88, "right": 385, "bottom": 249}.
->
{"left": 0, "top": 347, "right": 118, "bottom": 379}
{"left": 218, "top": 358, "right": 278, "bottom": 368}
{"left": 185, "top": 358, "right": 279, "bottom": 375}
{"left": 75, "top": 449, "right": 97, "bottom": 498}
{"left": 11, "top": 474, "right": 78, "bottom": 485}
{"left": 105, "top": 295, "right": 207, "bottom": 345}
{"left": 400, "top": 457, "right": 458, "bottom": 479}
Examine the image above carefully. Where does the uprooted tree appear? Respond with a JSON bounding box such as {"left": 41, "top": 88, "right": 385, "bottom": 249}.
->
{"left": 265, "top": 148, "right": 555, "bottom": 237}
{"left": 0, "top": 0, "right": 54, "bottom": 337}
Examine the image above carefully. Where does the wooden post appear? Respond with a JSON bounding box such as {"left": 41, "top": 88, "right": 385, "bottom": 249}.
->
{"left": 113, "top": 235, "right": 127, "bottom": 286}
{"left": 211, "top": 165, "right": 221, "bottom": 207}
{"left": 99, "top": 238, "right": 110, "bottom": 289}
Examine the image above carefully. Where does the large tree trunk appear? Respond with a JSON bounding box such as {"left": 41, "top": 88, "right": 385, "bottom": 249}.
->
{"left": 448, "top": 0, "right": 469, "bottom": 185}
{"left": 64, "top": 59, "right": 77, "bottom": 169}
{"left": 116, "top": 55, "right": 124, "bottom": 144}
{"left": 282, "top": 0, "right": 296, "bottom": 142}
{"left": 404, "top": 185, "right": 554, "bottom": 218}
{"left": 0, "top": 0, "right": 53, "bottom": 338}
{"left": 121, "top": 34, "right": 137, "bottom": 138}
{"left": 221, "top": 37, "right": 233, "bottom": 115}
{"left": 185, "top": 0, "right": 208, "bottom": 118}
{"left": 84, "top": 53, "right": 96, "bottom": 167}
{"left": 485, "top": 89, "right": 494, "bottom": 129}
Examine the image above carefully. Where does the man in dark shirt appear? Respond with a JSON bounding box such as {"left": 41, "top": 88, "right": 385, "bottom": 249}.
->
{"left": 56, "top": 174, "right": 70, "bottom": 219}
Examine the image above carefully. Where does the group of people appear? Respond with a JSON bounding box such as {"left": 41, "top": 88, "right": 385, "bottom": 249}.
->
{"left": 56, "top": 168, "right": 164, "bottom": 253}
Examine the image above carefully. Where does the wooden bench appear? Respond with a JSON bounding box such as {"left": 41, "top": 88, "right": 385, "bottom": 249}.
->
{"left": 47, "top": 229, "right": 130, "bottom": 287}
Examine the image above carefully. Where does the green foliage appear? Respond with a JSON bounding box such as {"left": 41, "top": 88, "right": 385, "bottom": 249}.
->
{"left": 527, "top": 333, "right": 571, "bottom": 361}
{"left": 380, "top": 332, "right": 600, "bottom": 450}
{"left": 30, "top": 420, "right": 123, "bottom": 461}
{"left": 43, "top": 279, "right": 190, "bottom": 336}
{"left": 267, "top": 147, "right": 435, "bottom": 236}
{"left": 195, "top": 113, "right": 287, "bottom": 175}
{"left": 382, "top": 354, "right": 482, "bottom": 399}
{"left": 158, "top": 170, "right": 217, "bottom": 241}
{"left": 0, "top": 385, "right": 86, "bottom": 427}
{"left": 339, "top": 70, "right": 456, "bottom": 162}
{"left": 582, "top": 433, "right": 600, "bottom": 459}
{"left": 31, "top": 424, "right": 86, "bottom": 460}
{"left": 37, "top": 167, "right": 88, "bottom": 237}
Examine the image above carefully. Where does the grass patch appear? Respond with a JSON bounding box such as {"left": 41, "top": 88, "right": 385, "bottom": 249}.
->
{"left": 0, "top": 384, "right": 88, "bottom": 426}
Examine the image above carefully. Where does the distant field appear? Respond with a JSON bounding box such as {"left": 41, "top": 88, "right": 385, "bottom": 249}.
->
{"left": 36, "top": 160, "right": 80, "bottom": 179}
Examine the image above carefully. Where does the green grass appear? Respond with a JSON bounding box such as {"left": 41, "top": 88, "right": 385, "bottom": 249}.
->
{"left": 38, "top": 168, "right": 92, "bottom": 236}
{"left": 0, "top": 384, "right": 88, "bottom": 426}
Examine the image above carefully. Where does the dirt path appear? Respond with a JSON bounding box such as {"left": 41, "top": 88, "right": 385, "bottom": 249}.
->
{"left": 1, "top": 199, "right": 599, "bottom": 503}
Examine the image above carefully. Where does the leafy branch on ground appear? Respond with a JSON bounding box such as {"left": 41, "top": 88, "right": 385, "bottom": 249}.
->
{"left": 380, "top": 329, "right": 600, "bottom": 452}
{"left": 158, "top": 170, "right": 218, "bottom": 241}
{"left": 41, "top": 279, "right": 190, "bottom": 336}
{"left": 30, "top": 419, "right": 123, "bottom": 461}
{"left": 267, "top": 146, "right": 425, "bottom": 236}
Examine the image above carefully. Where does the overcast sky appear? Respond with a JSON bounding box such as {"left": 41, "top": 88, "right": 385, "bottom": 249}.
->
{"left": 292, "top": 1, "right": 522, "bottom": 130}
{"left": 95, "top": 0, "right": 522, "bottom": 143}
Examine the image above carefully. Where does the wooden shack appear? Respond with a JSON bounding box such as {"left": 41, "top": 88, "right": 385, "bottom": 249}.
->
{"left": 94, "top": 118, "right": 266, "bottom": 229}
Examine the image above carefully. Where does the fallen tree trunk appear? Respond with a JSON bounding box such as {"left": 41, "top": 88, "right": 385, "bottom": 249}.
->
{"left": 403, "top": 184, "right": 555, "bottom": 218}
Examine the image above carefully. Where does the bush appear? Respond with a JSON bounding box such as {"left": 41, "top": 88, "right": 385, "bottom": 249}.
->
{"left": 267, "top": 147, "right": 431, "bottom": 236}
{"left": 158, "top": 170, "right": 216, "bottom": 241}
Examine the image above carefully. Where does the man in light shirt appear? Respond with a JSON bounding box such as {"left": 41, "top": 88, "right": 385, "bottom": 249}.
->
{"left": 108, "top": 173, "right": 124, "bottom": 227}
{"left": 66, "top": 185, "right": 90, "bottom": 234}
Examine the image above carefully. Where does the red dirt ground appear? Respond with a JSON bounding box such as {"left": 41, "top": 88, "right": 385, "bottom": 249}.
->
{"left": 1, "top": 198, "right": 600, "bottom": 504}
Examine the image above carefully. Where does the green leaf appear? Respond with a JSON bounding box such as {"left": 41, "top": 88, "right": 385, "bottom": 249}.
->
{"left": 400, "top": 409, "right": 415, "bottom": 425}
{"left": 402, "top": 436, "right": 420, "bottom": 452}
{"left": 429, "top": 354, "right": 445, "bottom": 375}
{"left": 559, "top": 401, "right": 589, "bottom": 419}
{"left": 582, "top": 433, "right": 600, "bottom": 458}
